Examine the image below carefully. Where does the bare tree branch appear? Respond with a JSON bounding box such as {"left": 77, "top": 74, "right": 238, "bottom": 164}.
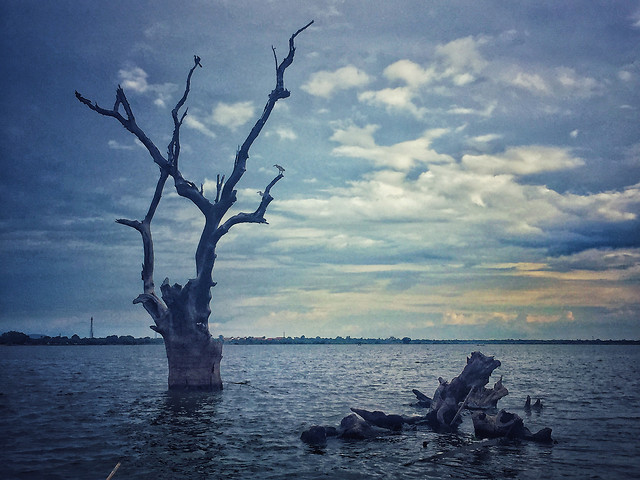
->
{"left": 219, "top": 20, "right": 313, "bottom": 206}
{"left": 75, "top": 88, "right": 170, "bottom": 171}
{"left": 115, "top": 168, "right": 170, "bottom": 331}
{"left": 168, "top": 55, "right": 202, "bottom": 170}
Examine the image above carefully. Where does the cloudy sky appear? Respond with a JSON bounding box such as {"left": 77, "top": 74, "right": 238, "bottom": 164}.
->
{"left": 1, "top": 0, "right": 639, "bottom": 340}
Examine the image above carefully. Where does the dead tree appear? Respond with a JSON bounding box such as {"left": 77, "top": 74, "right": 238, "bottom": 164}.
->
{"left": 426, "top": 351, "right": 502, "bottom": 430}
{"left": 75, "top": 21, "right": 313, "bottom": 390}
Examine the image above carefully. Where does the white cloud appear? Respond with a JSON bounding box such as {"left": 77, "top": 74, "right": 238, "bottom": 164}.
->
{"left": 211, "top": 101, "right": 255, "bottom": 130}
{"left": 330, "top": 125, "right": 453, "bottom": 170}
{"left": 267, "top": 127, "right": 297, "bottom": 141}
{"left": 443, "top": 311, "right": 516, "bottom": 326}
{"left": 118, "top": 66, "right": 178, "bottom": 108}
{"left": 471, "top": 133, "right": 502, "bottom": 144}
{"left": 358, "top": 86, "right": 426, "bottom": 118}
{"left": 499, "top": 66, "right": 601, "bottom": 99}
{"left": 447, "top": 102, "right": 496, "bottom": 117}
{"left": 107, "top": 139, "right": 144, "bottom": 150}
{"left": 184, "top": 115, "right": 217, "bottom": 138}
{"left": 526, "top": 312, "right": 575, "bottom": 324}
{"left": 276, "top": 124, "right": 639, "bottom": 270}
{"left": 356, "top": 38, "right": 490, "bottom": 117}
{"left": 119, "top": 67, "right": 149, "bottom": 93}
{"left": 435, "top": 36, "right": 488, "bottom": 85}
{"left": 108, "top": 139, "right": 135, "bottom": 150}
{"left": 461, "top": 146, "right": 584, "bottom": 175}
{"left": 329, "top": 124, "right": 379, "bottom": 148}
{"left": 301, "top": 65, "right": 371, "bottom": 98}
{"left": 383, "top": 59, "right": 436, "bottom": 87}
{"left": 510, "top": 71, "right": 550, "bottom": 94}
{"left": 556, "top": 67, "right": 600, "bottom": 97}
{"left": 618, "top": 70, "right": 633, "bottom": 82}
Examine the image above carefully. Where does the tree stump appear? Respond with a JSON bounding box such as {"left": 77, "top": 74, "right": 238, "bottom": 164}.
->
{"left": 426, "top": 351, "right": 502, "bottom": 430}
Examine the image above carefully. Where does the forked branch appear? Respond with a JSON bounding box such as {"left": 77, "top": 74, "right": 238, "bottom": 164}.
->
{"left": 220, "top": 20, "right": 313, "bottom": 205}
{"left": 75, "top": 88, "right": 169, "bottom": 171}
{"left": 77, "top": 23, "right": 312, "bottom": 331}
{"left": 115, "top": 169, "right": 170, "bottom": 329}
{"left": 168, "top": 55, "right": 203, "bottom": 170}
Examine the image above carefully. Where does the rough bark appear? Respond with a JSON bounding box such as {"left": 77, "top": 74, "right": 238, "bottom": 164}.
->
{"left": 426, "top": 351, "right": 502, "bottom": 430}
{"left": 467, "top": 375, "right": 509, "bottom": 409}
{"left": 472, "top": 409, "right": 553, "bottom": 443}
{"left": 75, "top": 22, "right": 313, "bottom": 390}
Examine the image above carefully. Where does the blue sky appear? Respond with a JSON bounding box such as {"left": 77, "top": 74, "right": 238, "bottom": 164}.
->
{"left": 1, "top": 0, "right": 639, "bottom": 339}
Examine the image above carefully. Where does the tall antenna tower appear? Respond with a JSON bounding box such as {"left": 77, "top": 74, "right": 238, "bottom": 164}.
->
{"left": 90, "top": 317, "right": 94, "bottom": 339}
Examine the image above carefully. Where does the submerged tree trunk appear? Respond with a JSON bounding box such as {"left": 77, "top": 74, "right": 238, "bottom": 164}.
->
{"left": 165, "top": 335, "right": 222, "bottom": 390}
{"left": 76, "top": 22, "right": 313, "bottom": 390}
{"left": 156, "top": 277, "right": 224, "bottom": 389}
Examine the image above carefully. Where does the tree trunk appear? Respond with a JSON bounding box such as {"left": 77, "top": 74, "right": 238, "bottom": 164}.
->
{"left": 164, "top": 334, "right": 222, "bottom": 390}
{"left": 150, "top": 278, "right": 223, "bottom": 390}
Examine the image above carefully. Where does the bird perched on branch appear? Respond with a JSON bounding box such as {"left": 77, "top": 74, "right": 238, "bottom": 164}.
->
{"left": 273, "top": 164, "right": 285, "bottom": 174}
{"left": 257, "top": 191, "right": 264, "bottom": 197}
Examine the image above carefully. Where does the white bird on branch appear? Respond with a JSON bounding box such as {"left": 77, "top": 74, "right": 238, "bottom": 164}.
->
{"left": 273, "top": 164, "right": 285, "bottom": 174}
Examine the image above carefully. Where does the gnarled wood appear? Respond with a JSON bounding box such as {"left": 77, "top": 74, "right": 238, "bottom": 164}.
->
{"left": 76, "top": 22, "right": 313, "bottom": 390}
{"left": 472, "top": 409, "right": 553, "bottom": 443}
{"left": 426, "top": 351, "right": 502, "bottom": 430}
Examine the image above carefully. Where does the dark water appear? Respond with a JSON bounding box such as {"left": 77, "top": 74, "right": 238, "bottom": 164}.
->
{"left": 1, "top": 344, "right": 639, "bottom": 479}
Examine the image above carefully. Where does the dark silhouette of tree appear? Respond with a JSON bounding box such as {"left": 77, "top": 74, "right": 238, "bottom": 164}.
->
{"left": 75, "top": 21, "right": 313, "bottom": 390}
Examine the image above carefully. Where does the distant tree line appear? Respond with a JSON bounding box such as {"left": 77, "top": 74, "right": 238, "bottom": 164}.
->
{"left": 1, "top": 331, "right": 637, "bottom": 346}
{"left": 223, "top": 335, "right": 640, "bottom": 345}
{"left": 0, "top": 331, "right": 163, "bottom": 346}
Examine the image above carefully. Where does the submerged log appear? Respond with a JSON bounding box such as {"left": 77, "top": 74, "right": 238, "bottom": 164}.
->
{"left": 300, "top": 425, "right": 328, "bottom": 446}
{"left": 350, "top": 408, "right": 405, "bottom": 431}
{"left": 301, "top": 352, "right": 553, "bottom": 449}
{"left": 472, "top": 409, "right": 553, "bottom": 443}
{"left": 339, "top": 413, "right": 387, "bottom": 439}
{"left": 300, "top": 409, "right": 407, "bottom": 445}
{"left": 425, "top": 351, "right": 502, "bottom": 430}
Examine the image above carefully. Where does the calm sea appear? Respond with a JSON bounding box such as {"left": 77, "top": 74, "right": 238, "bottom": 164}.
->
{"left": 1, "top": 344, "right": 639, "bottom": 479}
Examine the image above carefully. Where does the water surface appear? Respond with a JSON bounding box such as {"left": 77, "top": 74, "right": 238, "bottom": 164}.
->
{"left": 1, "top": 344, "right": 639, "bottom": 479}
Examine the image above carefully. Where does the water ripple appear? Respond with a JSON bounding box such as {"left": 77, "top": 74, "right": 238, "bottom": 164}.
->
{"left": 1, "top": 344, "right": 639, "bottom": 479}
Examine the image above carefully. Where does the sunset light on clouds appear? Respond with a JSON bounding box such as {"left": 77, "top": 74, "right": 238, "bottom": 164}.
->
{"left": 1, "top": 0, "right": 638, "bottom": 340}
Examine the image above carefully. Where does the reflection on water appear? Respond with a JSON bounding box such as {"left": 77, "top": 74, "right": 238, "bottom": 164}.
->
{"left": 1, "top": 344, "right": 639, "bottom": 479}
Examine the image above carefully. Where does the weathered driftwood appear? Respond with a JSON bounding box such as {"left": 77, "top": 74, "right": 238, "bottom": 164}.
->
{"left": 350, "top": 408, "right": 405, "bottom": 431}
{"left": 301, "top": 352, "right": 553, "bottom": 447}
{"left": 411, "top": 389, "right": 432, "bottom": 408}
{"left": 300, "top": 412, "right": 391, "bottom": 445}
{"left": 467, "top": 375, "right": 509, "bottom": 409}
{"left": 75, "top": 22, "right": 313, "bottom": 390}
{"left": 106, "top": 462, "right": 121, "bottom": 480}
{"left": 472, "top": 409, "right": 553, "bottom": 443}
{"left": 524, "top": 395, "right": 544, "bottom": 412}
{"left": 425, "top": 351, "right": 502, "bottom": 430}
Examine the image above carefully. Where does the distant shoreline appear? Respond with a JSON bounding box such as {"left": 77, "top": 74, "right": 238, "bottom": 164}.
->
{"left": 1, "top": 331, "right": 638, "bottom": 346}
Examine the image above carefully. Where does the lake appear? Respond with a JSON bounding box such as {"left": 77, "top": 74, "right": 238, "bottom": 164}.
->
{"left": 1, "top": 344, "right": 639, "bottom": 479}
